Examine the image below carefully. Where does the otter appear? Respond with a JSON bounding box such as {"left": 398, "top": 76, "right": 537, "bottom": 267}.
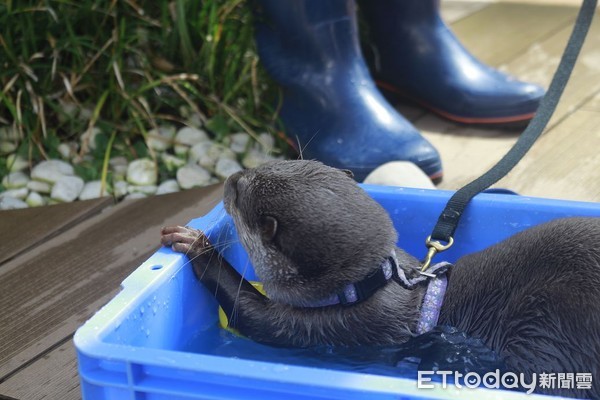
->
{"left": 161, "top": 160, "right": 600, "bottom": 398}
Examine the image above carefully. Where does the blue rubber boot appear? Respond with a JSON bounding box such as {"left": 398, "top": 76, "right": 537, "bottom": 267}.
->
{"left": 254, "top": 0, "right": 443, "bottom": 182}
{"left": 359, "top": 0, "right": 546, "bottom": 126}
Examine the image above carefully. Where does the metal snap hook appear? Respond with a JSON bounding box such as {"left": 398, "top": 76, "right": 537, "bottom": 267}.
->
{"left": 421, "top": 236, "right": 454, "bottom": 273}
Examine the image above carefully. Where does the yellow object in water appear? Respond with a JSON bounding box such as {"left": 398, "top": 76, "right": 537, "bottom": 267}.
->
{"left": 218, "top": 281, "right": 265, "bottom": 336}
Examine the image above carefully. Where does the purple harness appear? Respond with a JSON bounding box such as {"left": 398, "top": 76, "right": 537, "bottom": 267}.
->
{"left": 301, "top": 250, "right": 451, "bottom": 334}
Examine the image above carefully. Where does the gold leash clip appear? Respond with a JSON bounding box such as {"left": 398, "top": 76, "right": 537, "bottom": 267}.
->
{"left": 421, "top": 236, "right": 454, "bottom": 274}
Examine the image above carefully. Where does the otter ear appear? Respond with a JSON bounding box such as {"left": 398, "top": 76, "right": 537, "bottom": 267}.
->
{"left": 340, "top": 169, "right": 354, "bottom": 178}
{"left": 260, "top": 215, "right": 278, "bottom": 242}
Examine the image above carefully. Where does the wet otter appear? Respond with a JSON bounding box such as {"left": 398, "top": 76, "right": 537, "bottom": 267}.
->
{"left": 161, "top": 160, "right": 600, "bottom": 398}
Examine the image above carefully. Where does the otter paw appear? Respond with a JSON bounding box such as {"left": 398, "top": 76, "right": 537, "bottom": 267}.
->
{"left": 160, "top": 225, "right": 212, "bottom": 259}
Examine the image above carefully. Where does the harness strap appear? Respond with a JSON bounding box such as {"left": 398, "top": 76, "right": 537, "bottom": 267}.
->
{"left": 302, "top": 253, "right": 398, "bottom": 307}
{"left": 428, "top": 0, "right": 597, "bottom": 248}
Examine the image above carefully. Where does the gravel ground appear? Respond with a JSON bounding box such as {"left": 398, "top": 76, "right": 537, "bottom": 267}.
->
{"left": 0, "top": 120, "right": 283, "bottom": 210}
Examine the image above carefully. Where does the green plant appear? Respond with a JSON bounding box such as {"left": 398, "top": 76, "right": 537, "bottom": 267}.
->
{"left": 0, "top": 0, "right": 284, "bottom": 181}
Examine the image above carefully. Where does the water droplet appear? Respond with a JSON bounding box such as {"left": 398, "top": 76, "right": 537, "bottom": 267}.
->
{"left": 146, "top": 329, "right": 150, "bottom": 337}
{"left": 153, "top": 306, "right": 158, "bottom": 315}
{"left": 140, "top": 306, "right": 145, "bottom": 315}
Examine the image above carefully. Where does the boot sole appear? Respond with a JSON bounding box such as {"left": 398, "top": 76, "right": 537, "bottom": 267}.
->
{"left": 376, "top": 80, "right": 536, "bottom": 129}
{"left": 282, "top": 129, "right": 444, "bottom": 185}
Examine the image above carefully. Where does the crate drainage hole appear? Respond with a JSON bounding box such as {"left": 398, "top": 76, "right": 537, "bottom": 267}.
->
{"left": 151, "top": 265, "right": 163, "bottom": 271}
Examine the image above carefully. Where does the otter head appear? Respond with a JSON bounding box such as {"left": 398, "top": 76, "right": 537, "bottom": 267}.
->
{"left": 223, "top": 160, "right": 398, "bottom": 306}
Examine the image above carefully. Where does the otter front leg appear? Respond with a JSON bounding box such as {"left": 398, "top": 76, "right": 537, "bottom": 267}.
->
{"left": 160, "top": 226, "right": 350, "bottom": 347}
{"left": 160, "top": 226, "right": 267, "bottom": 326}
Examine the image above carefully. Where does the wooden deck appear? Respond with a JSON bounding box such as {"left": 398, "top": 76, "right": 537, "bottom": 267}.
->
{"left": 0, "top": 1, "right": 599, "bottom": 399}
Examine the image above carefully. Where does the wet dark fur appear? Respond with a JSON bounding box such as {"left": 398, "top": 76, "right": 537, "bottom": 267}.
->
{"left": 161, "top": 160, "right": 600, "bottom": 398}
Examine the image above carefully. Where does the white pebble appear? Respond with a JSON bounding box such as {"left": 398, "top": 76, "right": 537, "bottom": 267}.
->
{"left": 174, "top": 126, "right": 209, "bottom": 155}
{"left": 190, "top": 142, "right": 235, "bottom": 170}
{"left": 228, "top": 132, "right": 251, "bottom": 154}
{"left": 26, "top": 191, "right": 45, "bottom": 207}
{"left": 186, "top": 112, "right": 205, "bottom": 129}
{"left": 127, "top": 158, "right": 157, "bottom": 186}
{"left": 176, "top": 164, "right": 211, "bottom": 189}
{"left": 113, "top": 181, "right": 129, "bottom": 198}
{"left": 0, "top": 141, "right": 17, "bottom": 153}
{"left": 174, "top": 144, "right": 189, "bottom": 157}
{"left": 109, "top": 156, "right": 129, "bottom": 180}
{"left": 147, "top": 125, "right": 176, "bottom": 152}
{"left": 175, "top": 126, "right": 209, "bottom": 146}
{"left": 124, "top": 192, "right": 147, "bottom": 200}
{"left": 0, "top": 126, "right": 19, "bottom": 141}
{"left": 161, "top": 153, "right": 186, "bottom": 172}
{"left": 7, "top": 154, "right": 29, "bottom": 172}
{"left": 71, "top": 154, "right": 93, "bottom": 165}
{"left": 0, "top": 196, "right": 28, "bottom": 210}
{"left": 127, "top": 184, "right": 158, "bottom": 195}
{"left": 79, "top": 180, "right": 108, "bottom": 200}
{"left": 51, "top": 175, "right": 84, "bottom": 202}
{"left": 58, "top": 142, "right": 78, "bottom": 160}
{"left": 242, "top": 148, "right": 277, "bottom": 169}
{"left": 31, "top": 159, "right": 75, "bottom": 183}
{"left": 2, "top": 171, "right": 30, "bottom": 189}
{"left": 27, "top": 180, "right": 52, "bottom": 194}
{"left": 112, "top": 167, "right": 127, "bottom": 182}
{"left": 188, "top": 142, "right": 215, "bottom": 168}
{"left": 257, "top": 132, "right": 275, "bottom": 153}
{"left": 363, "top": 161, "right": 436, "bottom": 189}
{"left": 0, "top": 187, "right": 29, "bottom": 200}
{"left": 109, "top": 156, "right": 128, "bottom": 169}
{"left": 156, "top": 179, "right": 180, "bottom": 195}
{"left": 80, "top": 126, "right": 102, "bottom": 151}
{"left": 215, "top": 157, "right": 243, "bottom": 180}
{"left": 219, "top": 147, "right": 236, "bottom": 162}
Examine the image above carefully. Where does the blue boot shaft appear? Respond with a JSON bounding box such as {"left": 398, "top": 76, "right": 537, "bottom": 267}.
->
{"left": 254, "top": 0, "right": 443, "bottom": 181}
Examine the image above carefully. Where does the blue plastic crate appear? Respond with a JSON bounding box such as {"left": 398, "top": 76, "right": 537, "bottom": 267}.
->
{"left": 74, "top": 186, "right": 600, "bottom": 399}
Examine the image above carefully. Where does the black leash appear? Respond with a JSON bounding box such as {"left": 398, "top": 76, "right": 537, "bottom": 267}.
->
{"left": 421, "top": 0, "right": 598, "bottom": 271}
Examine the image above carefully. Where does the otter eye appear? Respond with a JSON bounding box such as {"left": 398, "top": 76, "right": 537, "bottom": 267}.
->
{"left": 260, "top": 215, "right": 278, "bottom": 242}
{"left": 340, "top": 169, "right": 354, "bottom": 178}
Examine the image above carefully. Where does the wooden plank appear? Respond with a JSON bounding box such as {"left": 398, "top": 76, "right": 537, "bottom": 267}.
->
{"left": 497, "top": 0, "right": 591, "bottom": 5}
{"left": 420, "top": 106, "right": 600, "bottom": 202}
{"left": 441, "top": 1, "right": 490, "bottom": 24}
{"left": 418, "top": 4, "right": 600, "bottom": 194}
{"left": 0, "top": 340, "right": 80, "bottom": 400}
{"left": 0, "top": 197, "right": 113, "bottom": 266}
{"left": 497, "top": 108, "right": 600, "bottom": 202}
{"left": 498, "top": 10, "right": 600, "bottom": 128}
{"left": 0, "top": 184, "right": 223, "bottom": 382}
{"left": 417, "top": 115, "right": 519, "bottom": 191}
{"left": 451, "top": 3, "right": 578, "bottom": 67}
{"left": 581, "top": 90, "right": 600, "bottom": 112}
